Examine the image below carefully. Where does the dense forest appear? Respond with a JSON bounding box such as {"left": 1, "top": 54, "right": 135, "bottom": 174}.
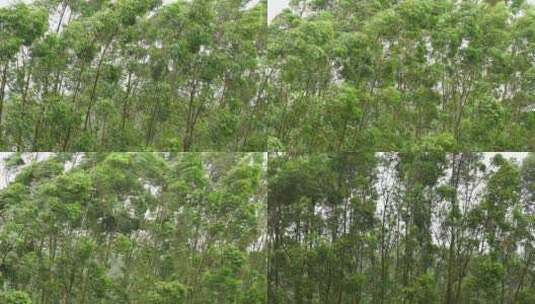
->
{"left": 0, "top": 152, "right": 266, "bottom": 303}
{"left": 0, "top": 0, "right": 267, "bottom": 151}
{"left": 268, "top": 152, "right": 535, "bottom": 303}
{"left": 3, "top": 0, "right": 535, "bottom": 152}
{"left": 3, "top": 0, "right": 535, "bottom": 303}
{"left": 267, "top": 0, "right": 535, "bottom": 151}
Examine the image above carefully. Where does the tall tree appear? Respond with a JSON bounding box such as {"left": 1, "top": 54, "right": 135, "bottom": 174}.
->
{"left": 268, "top": 152, "right": 535, "bottom": 304}
{"left": 268, "top": 0, "right": 535, "bottom": 151}
{"left": 0, "top": 152, "right": 266, "bottom": 304}
{"left": 0, "top": 0, "right": 267, "bottom": 151}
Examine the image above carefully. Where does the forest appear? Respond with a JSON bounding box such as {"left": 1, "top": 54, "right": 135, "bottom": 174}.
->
{"left": 3, "top": 0, "right": 535, "bottom": 152}
{"left": 267, "top": 0, "right": 535, "bottom": 151}
{"left": 0, "top": 152, "right": 266, "bottom": 303}
{"left": 0, "top": 0, "right": 267, "bottom": 151}
{"left": 268, "top": 152, "right": 535, "bottom": 303}
{"left": 2, "top": 0, "right": 535, "bottom": 303}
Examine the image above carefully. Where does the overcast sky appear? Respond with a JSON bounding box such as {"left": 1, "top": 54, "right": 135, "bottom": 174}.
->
{"left": 3, "top": 0, "right": 535, "bottom": 22}
{"left": 267, "top": 0, "right": 535, "bottom": 22}
{"left": 0, "top": 0, "right": 255, "bottom": 7}
{"left": 0, "top": 0, "right": 27, "bottom": 5}
{"left": 268, "top": 0, "right": 289, "bottom": 23}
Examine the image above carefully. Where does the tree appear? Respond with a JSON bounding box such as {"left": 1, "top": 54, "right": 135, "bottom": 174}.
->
{"left": 0, "top": 0, "right": 267, "bottom": 151}
{"left": 268, "top": 152, "right": 535, "bottom": 304}
{"left": 0, "top": 152, "right": 266, "bottom": 304}
{"left": 268, "top": 0, "right": 535, "bottom": 151}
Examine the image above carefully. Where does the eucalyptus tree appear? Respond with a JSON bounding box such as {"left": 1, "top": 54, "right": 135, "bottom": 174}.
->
{"left": 268, "top": 152, "right": 379, "bottom": 303}
{"left": 0, "top": 0, "right": 267, "bottom": 151}
{"left": 268, "top": 0, "right": 535, "bottom": 151}
{"left": 268, "top": 152, "right": 535, "bottom": 304}
{"left": 0, "top": 152, "right": 266, "bottom": 304}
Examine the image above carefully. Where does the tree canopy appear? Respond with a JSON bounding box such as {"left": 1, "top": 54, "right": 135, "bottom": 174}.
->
{"left": 0, "top": 0, "right": 267, "bottom": 151}
{"left": 269, "top": 152, "right": 535, "bottom": 303}
{"left": 1, "top": 0, "right": 534, "bottom": 303}
{"left": 2, "top": 0, "right": 534, "bottom": 151}
{"left": 267, "top": 0, "right": 535, "bottom": 151}
{"left": 0, "top": 152, "right": 266, "bottom": 304}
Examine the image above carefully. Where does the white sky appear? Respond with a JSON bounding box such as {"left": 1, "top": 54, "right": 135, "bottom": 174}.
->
{"left": 0, "top": 0, "right": 31, "bottom": 5}
{"left": 3, "top": 0, "right": 534, "bottom": 23}
{"left": 0, "top": 0, "right": 254, "bottom": 7}
{"left": 0, "top": 0, "right": 169, "bottom": 5}
{"left": 268, "top": 0, "right": 289, "bottom": 23}
{"left": 267, "top": 0, "right": 535, "bottom": 23}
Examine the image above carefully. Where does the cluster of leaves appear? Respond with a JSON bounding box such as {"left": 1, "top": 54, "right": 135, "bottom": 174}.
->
{"left": 0, "top": 0, "right": 267, "bottom": 151}
{"left": 0, "top": 152, "right": 266, "bottom": 304}
{"left": 3, "top": 0, "right": 535, "bottom": 152}
{"left": 268, "top": 0, "right": 535, "bottom": 151}
{"left": 268, "top": 152, "right": 535, "bottom": 304}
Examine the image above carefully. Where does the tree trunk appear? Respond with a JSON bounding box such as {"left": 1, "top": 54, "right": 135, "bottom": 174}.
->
{"left": 84, "top": 35, "right": 115, "bottom": 131}
{"left": 0, "top": 63, "right": 8, "bottom": 138}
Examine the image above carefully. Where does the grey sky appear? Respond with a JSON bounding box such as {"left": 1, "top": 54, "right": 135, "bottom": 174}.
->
{"left": 0, "top": 0, "right": 256, "bottom": 7}
{"left": 268, "top": 0, "right": 289, "bottom": 23}
{"left": 267, "top": 0, "right": 535, "bottom": 23}
{"left": 0, "top": 0, "right": 30, "bottom": 5}
{"left": 4, "top": 0, "right": 535, "bottom": 22}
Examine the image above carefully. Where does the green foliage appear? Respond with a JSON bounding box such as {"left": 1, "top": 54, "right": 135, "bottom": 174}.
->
{"left": 268, "top": 0, "right": 535, "bottom": 151}
{"left": 269, "top": 152, "right": 535, "bottom": 304}
{"left": 403, "top": 272, "right": 438, "bottom": 304}
{"left": 0, "top": 290, "right": 32, "bottom": 304}
{"left": 3, "top": 153, "right": 24, "bottom": 168}
{"left": 464, "top": 257, "right": 505, "bottom": 303}
{"left": 268, "top": 152, "right": 378, "bottom": 303}
{"left": 0, "top": 152, "right": 266, "bottom": 304}
{"left": 1, "top": 0, "right": 533, "bottom": 151}
{"left": 145, "top": 281, "right": 187, "bottom": 304}
{"left": 0, "top": 0, "right": 266, "bottom": 151}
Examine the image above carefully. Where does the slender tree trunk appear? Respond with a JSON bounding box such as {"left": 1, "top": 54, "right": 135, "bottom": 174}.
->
{"left": 17, "top": 63, "right": 33, "bottom": 150}
{"left": 121, "top": 72, "right": 133, "bottom": 130}
{"left": 512, "top": 252, "right": 533, "bottom": 303}
{"left": 182, "top": 80, "right": 197, "bottom": 151}
{"left": 84, "top": 35, "right": 115, "bottom": 131}
{"left": 144, "top": 98, "right": 160, "bottom": 147}
{"left": 445, "top": 226, "right": 456, "bottom": 304}
{"left": 0, "top": 62, "right": 8, "bottom": 138}
{"left": 62, "top": 58, "right": 88, "bottom": 151}
{"left": 56, "top": 0, "right": 68, "bottom": 33}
